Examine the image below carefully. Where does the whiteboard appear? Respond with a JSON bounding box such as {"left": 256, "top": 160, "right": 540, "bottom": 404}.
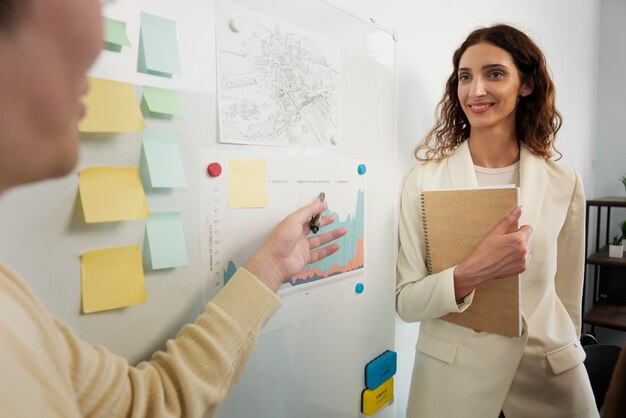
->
{"left": 0, "top": 0, "right": 398, "bottom": 417}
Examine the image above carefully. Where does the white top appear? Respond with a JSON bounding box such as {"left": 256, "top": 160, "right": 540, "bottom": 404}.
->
{"left": 474, "top": 161, "right": 520, "bottom": 187}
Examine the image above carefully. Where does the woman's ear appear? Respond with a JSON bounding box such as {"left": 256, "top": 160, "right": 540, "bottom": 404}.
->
{"left": 520, "top": 83, "right": 533, "bottom": 97}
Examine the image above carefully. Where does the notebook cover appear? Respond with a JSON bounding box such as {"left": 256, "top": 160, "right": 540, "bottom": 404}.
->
{"left": 421, "top": 187, "right": 521, "bottom": 337}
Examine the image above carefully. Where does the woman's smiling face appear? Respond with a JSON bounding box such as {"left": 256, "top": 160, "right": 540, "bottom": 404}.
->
{"left": 457, "top": 42, "right": 530, "bottom": 135}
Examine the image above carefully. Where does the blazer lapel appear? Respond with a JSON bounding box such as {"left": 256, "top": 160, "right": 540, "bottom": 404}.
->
{"left": 447, "top": 140, "right": 478, "bottom": 188}
{"left": 519, "top": 143, "right": 547, "bottom": 229}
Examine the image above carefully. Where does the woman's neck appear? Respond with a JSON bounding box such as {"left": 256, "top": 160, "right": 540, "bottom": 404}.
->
{"left": 467, "top": 129, "right": 520, "bottom": 168}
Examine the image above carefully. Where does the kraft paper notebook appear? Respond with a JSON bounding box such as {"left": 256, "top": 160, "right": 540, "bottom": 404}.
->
{"left": 421, "top": 186, "right": 521, "bottom": 337}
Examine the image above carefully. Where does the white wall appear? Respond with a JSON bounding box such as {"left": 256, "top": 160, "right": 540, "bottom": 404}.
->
{"left": 334, "top": 1, "right": 601, "bottom": 416}
{"left": 596, "top": 0, "right": 626, "bottom": 199}
{"left": 590, "top": 0, "right": 626, "bottom": 347}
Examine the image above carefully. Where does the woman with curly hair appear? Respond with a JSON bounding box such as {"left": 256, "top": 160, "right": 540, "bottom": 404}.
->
{"left": 396, "top": 24, "right": 597, "bottom": 418}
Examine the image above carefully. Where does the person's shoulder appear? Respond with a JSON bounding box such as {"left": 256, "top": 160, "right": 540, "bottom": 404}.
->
{"left": 545, "top": 157, "right": 579, "bottom": 183}
{"left": 544, "top": 157, "right": 583, "bottom": 202}
{"left": 404, "top": 158, "right": 443, "bottom": 182}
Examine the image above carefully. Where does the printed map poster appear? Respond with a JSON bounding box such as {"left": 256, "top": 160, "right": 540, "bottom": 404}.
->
{"left": 216, "top": 2, "right": 341, "bottom": 147}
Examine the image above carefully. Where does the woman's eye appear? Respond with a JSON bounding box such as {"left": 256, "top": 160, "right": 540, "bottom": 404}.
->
{"left": 488, "top": 71, "right": 505, "bottom": 79}
{"left": 459, "top": 74, "right": 470, "bottom": 82}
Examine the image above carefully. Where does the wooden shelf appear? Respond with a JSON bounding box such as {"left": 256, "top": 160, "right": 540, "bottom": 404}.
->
{"left": 584, "top": 300, "right": 626, "bottom": 331}
{"left": 587, "top": 196, "right": 626, "bottom": 207}
{"left": 584, "top": 197, "right": 626, "bottom": 335}
{"left": 587, "top": 246, "right": 626, "bottom": 267}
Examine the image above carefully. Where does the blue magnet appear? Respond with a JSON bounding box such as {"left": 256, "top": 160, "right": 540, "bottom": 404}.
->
{"left": 357, "top": 164, "right": 367, "bottom": 175}
{"left": 355, "top": 283, "right": 365, "bottom": 294}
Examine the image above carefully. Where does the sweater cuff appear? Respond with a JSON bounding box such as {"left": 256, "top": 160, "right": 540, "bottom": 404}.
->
{"left": 211, "top": 267, "right": 282, "bottom": 333}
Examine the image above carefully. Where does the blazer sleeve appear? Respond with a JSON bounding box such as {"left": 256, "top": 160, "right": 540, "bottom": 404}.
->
{"left": 554, "top": 171, "right": 586, "bottom": 337}
{"left": 396, "top": 166, "right": 474, "bottom": 323}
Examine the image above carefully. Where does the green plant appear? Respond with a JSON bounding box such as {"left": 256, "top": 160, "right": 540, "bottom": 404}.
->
{"left": 612, "top": 234, "right": 623, "bottom": 246}
{"left": 621, "top": 220, "right": 626, "bottom": 240}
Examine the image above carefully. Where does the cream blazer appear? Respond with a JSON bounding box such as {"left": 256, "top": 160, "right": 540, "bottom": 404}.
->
{"left": 396, "top": 141, "right": 587, "bottom": 418}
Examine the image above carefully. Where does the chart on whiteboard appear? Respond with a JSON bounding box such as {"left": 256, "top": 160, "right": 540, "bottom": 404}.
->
{"left": 200, "top": 151, "right": 365, "bottom": 332}
{"left": 216, "top": 2, "right": 341, "bottom": 147}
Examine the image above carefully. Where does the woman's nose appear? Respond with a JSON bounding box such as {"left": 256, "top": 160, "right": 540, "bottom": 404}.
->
{"left": 470, "top": 78, "right": 486, "bottom": 97}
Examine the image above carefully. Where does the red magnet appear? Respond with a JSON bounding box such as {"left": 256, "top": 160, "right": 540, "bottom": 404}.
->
{"left": 207, "top": 162, "right": 222, "bottom": 177}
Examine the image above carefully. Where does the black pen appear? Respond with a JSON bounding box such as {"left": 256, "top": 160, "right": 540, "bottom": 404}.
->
{"left": 309, "top": 192, "right": 326, "bottom": 233}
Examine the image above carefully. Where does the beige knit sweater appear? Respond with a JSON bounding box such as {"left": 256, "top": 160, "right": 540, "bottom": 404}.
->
{"left": 0, "top": 263, "right": 281, "bottom": 417}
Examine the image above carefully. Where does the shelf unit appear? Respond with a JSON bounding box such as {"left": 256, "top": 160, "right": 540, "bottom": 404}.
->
{"left": 583, "top": 197, "right": 626, "bottom": 333}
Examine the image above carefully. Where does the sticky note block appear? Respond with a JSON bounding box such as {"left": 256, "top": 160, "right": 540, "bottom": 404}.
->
{"left": 142, "top": 86, "right": 183, "bottom": 118}
{"left": 81, "top": 245, "right": 146, "bottom": 313}
{"left": 141, "top": 131, "right": 186, "bottom": 188}
{"left": 361, "top": 377, "right": 393, "bottom": 416}
{"left": 228, "top": 160, "right": 268, "bottom": 208}
{"left": 365, "top": 350, "right": 397, "bottom": 389}
{"left": 103, "top": 17, "right": 131, "bottom": 52}
{"left": 79, "top": 166, "right": 150, "bottom": 223}
{"left": 145, "top": 211, "right": 188, "bottom": 269}
{"left": 78, "top": 77, "right": 145, "bottom": 132}
{"left": 138, "top": 12, "right": 181, "bottom": 77}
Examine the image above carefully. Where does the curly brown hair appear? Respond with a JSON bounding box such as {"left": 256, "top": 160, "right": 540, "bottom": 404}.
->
{"left": 415, "top": 24, "right": 562, "bottom": 161}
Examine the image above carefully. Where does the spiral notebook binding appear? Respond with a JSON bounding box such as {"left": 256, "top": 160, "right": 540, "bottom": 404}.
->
{"left": 420, "top": 193, "right": 433, "bottom": 274}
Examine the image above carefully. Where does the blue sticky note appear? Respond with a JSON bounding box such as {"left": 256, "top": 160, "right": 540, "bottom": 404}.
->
{"left": 145, "top": 211, "right": 188, "bottom": 270}
{"left": 364, "top": 350, "right": 397, "bottom": 389}
{"left": 141, "top": 131, "right": 186, "bottom": 188}
{"left": 138, "top": 12, "right": 181, "bottom": 77}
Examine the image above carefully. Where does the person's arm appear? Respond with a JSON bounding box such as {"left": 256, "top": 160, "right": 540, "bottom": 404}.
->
{"left": 396, "top": 167, "right": 532, "bottom": 323}
{"left": 554, "top": 171, "right": 585, "bottom": 337}
{"left": 62, "top": 198, "right": 347, "bottom": 418}
{"left": 396, "top": 168, "right": 474, "bottom": 322}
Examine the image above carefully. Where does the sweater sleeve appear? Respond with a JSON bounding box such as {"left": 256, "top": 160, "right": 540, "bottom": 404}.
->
{"left": 554, "top": 171, "right": 585, "bottom": 337}
{"left": 59, "top": 267, "right": 281, "bottom": 418}
{"left": 396, "top": 167, "right": 474, "bottom": 323}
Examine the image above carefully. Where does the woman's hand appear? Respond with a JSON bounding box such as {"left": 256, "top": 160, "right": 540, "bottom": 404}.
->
{"left": 244, "top": 197, "right": 348, "bottom": 292}
{"left": 453, "top": 206, "right": 533, "bottom": 299}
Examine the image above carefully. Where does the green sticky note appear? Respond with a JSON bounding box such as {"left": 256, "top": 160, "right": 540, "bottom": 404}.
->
{"left": 142, "top": 86, "right": 183, "bottom": 118}
{"left": 145, "top": 211, "right": 188, "bottom": 270}
{"left": 141, "top": 131, "right": 186, "bottom": 188}
{"left": 103, "top": 17, "right": 131, "bottom": 52}
{"left": 138, "top": 12, "right": 181, "bottom": 77}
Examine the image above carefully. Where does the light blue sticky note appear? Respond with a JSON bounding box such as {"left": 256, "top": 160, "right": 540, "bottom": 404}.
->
{"left": 145, "top": 211, "right": 188, "bottom": 270}
{"left": 138, "top": 12, "right": 181, "bottom": 77}
{"left": 141, "top": 131, "right": 187, "bottom": 188}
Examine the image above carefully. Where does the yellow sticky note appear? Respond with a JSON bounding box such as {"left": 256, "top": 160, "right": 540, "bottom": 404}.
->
{"left": 79, "top": 166, "right": 150, "bottom": 223}
{"left": 81, "top": 245, "right": 146, "bottom": 313}
{"left": 79, "top": 77, "right": 145, "bottom": 132}
{"left": 228, "top": 160, "right": 267, "bottom": 208}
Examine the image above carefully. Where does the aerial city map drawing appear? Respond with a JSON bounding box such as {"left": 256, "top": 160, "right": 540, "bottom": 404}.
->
{"left": 216, "top": 3, "right": 341, "bottom": 147}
